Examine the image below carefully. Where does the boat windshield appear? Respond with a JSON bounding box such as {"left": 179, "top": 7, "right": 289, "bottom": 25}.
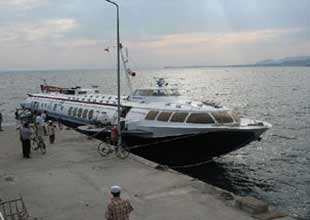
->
{"left": 133, "top": 89, "right": 180, "bottom": 97}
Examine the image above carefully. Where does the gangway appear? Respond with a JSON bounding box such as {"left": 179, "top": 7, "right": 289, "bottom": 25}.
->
{"left": 0, "top": 196, "right": 30, "bottom": 220}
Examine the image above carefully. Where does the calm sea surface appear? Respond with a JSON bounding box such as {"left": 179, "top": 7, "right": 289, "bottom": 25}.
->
{"left": 0, "top": 67, "right": 309, "bottom": 219}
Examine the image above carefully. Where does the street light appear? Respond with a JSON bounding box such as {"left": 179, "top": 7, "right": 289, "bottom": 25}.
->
{"left": 104, "top": 0, "right": 121, "bottom": 146}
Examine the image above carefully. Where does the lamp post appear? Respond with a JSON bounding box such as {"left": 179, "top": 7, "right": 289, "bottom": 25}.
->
{"left": 104, "top": 0, "right": 121, "bottom": 146}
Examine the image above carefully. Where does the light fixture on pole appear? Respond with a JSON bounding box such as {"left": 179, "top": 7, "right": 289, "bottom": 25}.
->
{"left": 104, "top": 0, "right": 121, "bottom": 146}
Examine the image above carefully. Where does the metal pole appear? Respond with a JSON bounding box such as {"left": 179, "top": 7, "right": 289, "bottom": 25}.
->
{"left": 105, "top": 0, "right": 121, "bottom": 146}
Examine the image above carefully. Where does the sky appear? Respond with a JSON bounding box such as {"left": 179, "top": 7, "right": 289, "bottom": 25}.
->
{"left": 0, "top": 0, "right": 309, "bottom": 70}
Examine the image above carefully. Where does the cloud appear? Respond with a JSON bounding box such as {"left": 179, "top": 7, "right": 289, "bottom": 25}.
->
{"left": 0, "top": 19, "right": 78, "bottom": 46}
{"left": 0, "top": 0, "right": 48, "bottom": 9}
{"left": 55, "top": 39, "right": 98, "bottom": 48}
{"left": 129, "top": 28, "right": 300, "bottom": 49}
{"left": 122, "top": 28, "right": 307, "bottom": 66}
{"left": 128, "top": 28, "right": 301, "bottom": 49}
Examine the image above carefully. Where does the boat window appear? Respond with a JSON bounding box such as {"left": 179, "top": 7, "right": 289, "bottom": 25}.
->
{"left": 229, "top": 111, "right": 240, "bottom": 123}
{"left": 82, "top": 109, "right": 88, "bottom": 119}
{"left": 134, "top": 89, "right": 180, "bottom": 97}
{"left": 72, "top": 107, "right": 78, "bottom": 117}
{"left": 134, "top": 89, "right": 153, "bottom": 96}
{"left": 88, "top": 99, "right": 91, "bottom": 102}
{"left": 53, "top": 104, "right": 57, "bottom": 111}
{"left": 88, "top": 110, "right": 94, "bottom": 120}
{"left": 187, "top": 113, "right": 214, "bottom": 124}
{"left": 157, "top": 112, "right": 173, "bottom": 122}
{"left": 68, "top": 107, "right": 73, "bottom": 116}
{"left": 78, "top": 108, "right": 83, "bottom": 118}
{"left": 82, "top": 98, "right": 85, "bottom": 101}
{"left": 145, "top": 111, "right": 159, "bottom": 120}
{"left": 211, "top": 112, "right": 234, "bottom": 123}
{"left": 170, "top": 112, "right": 188, "bottom": 122}
{"left": 78, "top": 91, "right": 87, "bottom": 95}
{"left": 100, "top": 100, "right": 103, "bottom": 103}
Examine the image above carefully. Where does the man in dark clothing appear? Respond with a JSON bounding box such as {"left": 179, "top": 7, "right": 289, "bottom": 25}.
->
{"left": 19, "top": 123, "right": 33, "bottom": 158}
{"left": 105, "top": 185, "right": 133, "bottom": 220}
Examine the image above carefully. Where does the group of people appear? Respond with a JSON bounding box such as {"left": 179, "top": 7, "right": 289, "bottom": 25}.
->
{"left": 34, "top": 111, "right": 56, "bottom": 144}
{"left": 4, "top": 110, "right": 134, "bottom": 219}
{"left": 19, "top": 111, "right": 57, "bottom": 159}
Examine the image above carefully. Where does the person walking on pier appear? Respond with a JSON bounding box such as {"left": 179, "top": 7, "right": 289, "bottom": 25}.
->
{"left": 0, "top": 111, "right": 3, "bottom": 131}
{"left": 34, "top": 121, "right": 46, "bottom": 150}
{"left": 105, "top": 185, "right": 133, "bottom": 220}
{"left": 47, "top": 120, "right": 56, "bottom": 144}
{"left": 110, "top": 126, "right": 119, "bottom": 146}
{"left": 19, "top": 122, "right": 32, "bottom": 158}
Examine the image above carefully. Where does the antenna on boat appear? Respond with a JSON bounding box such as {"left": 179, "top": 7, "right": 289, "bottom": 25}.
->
{"left": 120, "top": 45, "right": 134, "bottom": 93}
{"left": 153, "top": 77, "right": 168, "bottom": 87}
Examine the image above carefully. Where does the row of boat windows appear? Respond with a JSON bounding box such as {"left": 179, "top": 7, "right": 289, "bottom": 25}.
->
{"left": 67, "top": 96, "right": 118, "bottom": 104}
{"left": 33, "top": 102, "right": 63, "bottom": 112}
{"left": 34, "top": 101, "right": 107, "bottom": 121}
{"left": 67, "top": 107, "right": 107, "bottom": 120}
{"left": 68, "top": 107, "right": 94, "bottom": 120}
{"left": 145, "top": 111, "right": 235, "bottom": 124}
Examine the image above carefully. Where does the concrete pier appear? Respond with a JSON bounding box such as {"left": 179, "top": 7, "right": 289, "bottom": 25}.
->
{"left": 0, "top": 126, "right": 293, "bottom": 220}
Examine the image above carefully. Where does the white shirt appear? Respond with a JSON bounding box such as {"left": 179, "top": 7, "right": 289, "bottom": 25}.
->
{"left": 41, "top": 113, "right": 47, "bottom": 122}
{"left": 36, "top": 125, "right": 45, "bottom": 137}
{"left": 35, "top": 115, "right": 44, "bottom": 126}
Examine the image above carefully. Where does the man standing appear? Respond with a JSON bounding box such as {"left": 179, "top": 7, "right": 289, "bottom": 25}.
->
{"left": 105, "top": 185, "right": 133, "bottom": 220}
{"left": 0, "top": 111, "right": 3, "bottom": 131}
{"left": 19, "top": 122, "right": 32, "bottom": 158}
{"left": 47, "top": 120, "right": 56, "bottom": 144}
{"left": 34, "top": 121, "right": 46, "bottom": 152}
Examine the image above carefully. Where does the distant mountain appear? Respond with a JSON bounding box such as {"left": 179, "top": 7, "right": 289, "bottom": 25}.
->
{"left": 255, "top": 56, "right": 310, "bottom": 66}
{"left": 164, "top": 56, "right": 310, "bottom": 69}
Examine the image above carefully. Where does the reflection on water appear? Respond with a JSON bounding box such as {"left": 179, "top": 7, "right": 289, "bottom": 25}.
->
{"left": 0, "top": 67, "right": 309, "bottom": 219}
{"left": 177, "top": 160, "right": 275, "bottom": 196}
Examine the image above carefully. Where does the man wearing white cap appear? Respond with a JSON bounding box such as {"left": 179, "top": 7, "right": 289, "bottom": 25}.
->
{"left": 105, "top": 185, "right": 133, "bottom": 220}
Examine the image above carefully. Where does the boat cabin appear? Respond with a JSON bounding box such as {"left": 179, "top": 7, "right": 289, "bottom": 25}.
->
{"left": 40, "top": 85, "right": 99, "bottom": 96}
{"left": 128, "top": 88, "right": 180, "bottom": 102}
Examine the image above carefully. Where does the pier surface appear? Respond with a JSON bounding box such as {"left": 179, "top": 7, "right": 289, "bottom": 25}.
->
{"left": 0, "top": 126, "right": 292, "bottom": 220}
